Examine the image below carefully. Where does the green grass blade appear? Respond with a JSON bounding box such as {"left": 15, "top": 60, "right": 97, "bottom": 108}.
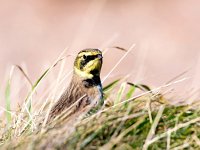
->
{"left": 103, "top": 79, "right": 120, "bottom": 93}
{"left": 25, "top": 57, "right": 64, "bottom": 110}
{"left": 115, "top": 82, "right": 126, "bottom": 104}
{"left": 127, "top": 82, "right": 151, "bottom": 92}
{"left": 32, "top": 69, "right": 49, "bottom": 91}
{"left": 25, "top": 68, "right": 49, "bottom": 113}
{"left": 80, "top": 125, "right": 106, "bottom": 148}
{"left": 5, "top": 80, "right": 11, "bottom": 124}
{"left": 4, "top": 67, "right": 15, "bottom": 125}
{"left": 21, "top": 57, "right": 64, "bottom": 130}
{"left": 136, "top": 84, "right": 151, "bottom": 91}
{"left": 126, "top": 84, "right": 136, "bottom": 100}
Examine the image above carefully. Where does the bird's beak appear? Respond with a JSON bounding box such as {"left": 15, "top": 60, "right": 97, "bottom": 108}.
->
{"left": 97, "top": 54, "right": 103, "bottom": 59}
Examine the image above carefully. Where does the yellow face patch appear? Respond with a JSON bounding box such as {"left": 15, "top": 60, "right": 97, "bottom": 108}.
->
{"left": 74, "top": 67, "right": 94, "bottom": 78}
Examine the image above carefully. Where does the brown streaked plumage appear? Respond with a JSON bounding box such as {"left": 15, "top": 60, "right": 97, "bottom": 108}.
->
{"left": 47, "top": 49, "right": 103, "bottom": 123}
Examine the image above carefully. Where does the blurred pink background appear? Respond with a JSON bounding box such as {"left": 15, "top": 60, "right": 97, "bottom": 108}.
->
{"left": 1, "top": 0, "right": 200, "bottom": 102}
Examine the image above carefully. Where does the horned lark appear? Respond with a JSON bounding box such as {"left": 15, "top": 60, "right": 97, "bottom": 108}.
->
{"left": 48, "top": 49, "right": 103, "bottom": 123}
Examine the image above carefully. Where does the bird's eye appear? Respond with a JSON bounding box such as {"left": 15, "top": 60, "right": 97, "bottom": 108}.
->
{"left": 83, "top": 55, "right": 87, "bottom": 59}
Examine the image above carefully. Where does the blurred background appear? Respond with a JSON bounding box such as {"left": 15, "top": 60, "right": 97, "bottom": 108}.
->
{"left": 1, "top": 0, "right": 200, "bottom": 105}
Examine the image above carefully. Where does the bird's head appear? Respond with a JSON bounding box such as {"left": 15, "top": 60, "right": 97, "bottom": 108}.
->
{"left": 74, "top": 49, "right": 103, "bottom": 79}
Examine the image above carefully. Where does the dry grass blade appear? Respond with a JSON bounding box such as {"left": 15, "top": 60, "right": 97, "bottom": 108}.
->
{"left": 147, "top": 117, "right": 200, "bottom": 146}
{"left": 112, "top": 46, "right": 127, "bottom": 52}
{"left": 37, "top": 70, "right": 73, "bottom": 114}
{"left": 99, "top": 115, "right": 146, "bottom": 150}
{"left": 102, "top": 44, "right": 136, "bottom": 83}
{"left": 101, "top": 77, "right": 189, "bottom": 114}
{"left": 41, "top": 59, "right": 67, "bottom": 128}
{"left": 24, "top": 52, "right": 67, "bottom": 110}
{"left": 165, "top": 68, "right": 190, "bottom": 84}
{"left": 143, "top": 105, "right": 165, "bottom": 150}
{"left": 15, "top": 48, "right": 68, "bottom": 135}
{"left": 171, "top": 143, "right": 190, "bottom": 150}
{"left": 14, "top": 65, "right": 33, "bottom": 88}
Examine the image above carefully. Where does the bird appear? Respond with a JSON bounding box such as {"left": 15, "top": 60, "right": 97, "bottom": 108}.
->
{"left": 47, "top": 48, "right": 104, "bottom": 123}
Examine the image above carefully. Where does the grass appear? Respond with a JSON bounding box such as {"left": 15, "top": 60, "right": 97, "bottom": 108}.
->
{"left": 0, "top": 47, "right": 200, "bottom": 150}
